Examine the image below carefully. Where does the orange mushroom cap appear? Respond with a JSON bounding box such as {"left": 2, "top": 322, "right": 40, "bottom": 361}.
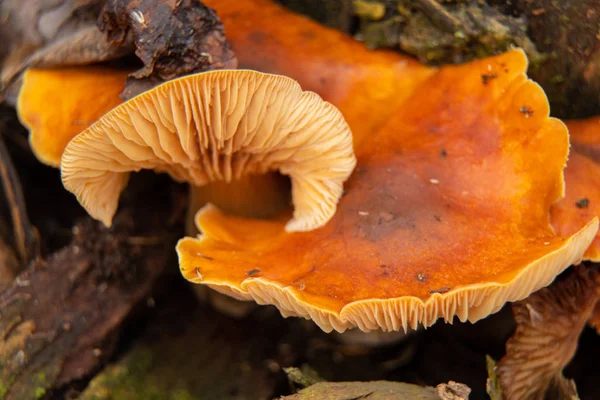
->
{"left": 177, "top": 49, "right": 598, "bottom": 333}
{"left": 550, "top": 155, "right": 600, "bottom": 262}
{"left": 16, "top": 66, "right": 129, "bottom": 167}
{"left": 202, "top": 0, "right": 434, "bottom": 147}
{"left": 566, "top": 117, "right": 600, "bottom": 161}
{"left": 548, "top": 117, "right": 600, "bottom": 262}
{"left": 60, "top": 69, "right": 356, "bottom": 232}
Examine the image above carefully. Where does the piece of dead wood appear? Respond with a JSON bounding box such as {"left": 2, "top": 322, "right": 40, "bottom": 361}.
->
{"left": 515, "top": 0, "right": 600, "bottom": 118}
{"left": 0, "top": 175, "right": 183, "bottom": 399}
{"left": 1, "top": 0, "right": 236, "bottom": 104}
{"left": 0, "top": 236, "right": 19, "bottom": 292}
{"left": 497, "top": 265, "right": 600, "bottom": 400}
{"left": 278, "top": 380, "right": 470, "bottom": 399}
{"left": 98, "top": 0, "right": 237, "bottom": 83}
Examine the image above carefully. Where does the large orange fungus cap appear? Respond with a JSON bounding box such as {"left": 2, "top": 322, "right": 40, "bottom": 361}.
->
{"left": 177, "top": 48, "right": 598, "bottom": 333}
{"left": 60, "top": 69, "right": 356, "bottom": 232}
{"left": 16, "top": 66, "right": 129, "bottom": 167}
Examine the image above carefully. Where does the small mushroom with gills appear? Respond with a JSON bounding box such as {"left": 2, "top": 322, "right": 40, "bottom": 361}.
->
{"left": 60, "top": 69, "right": 357, "bottom": 234}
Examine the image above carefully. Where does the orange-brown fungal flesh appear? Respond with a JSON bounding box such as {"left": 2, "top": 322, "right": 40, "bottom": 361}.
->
{"left": 549, "top": 118, "right": 600, "bottom": 262}
{"left": 186, "top": 172, "right": 291, "bottom": 235}
{"left": 591, "top": 304, "right": 600, "bottom": 334}
{"left": 16, "top": 66, "right": 129, "bottom": 167}
{"left": 205, "top": 0, "right": 600, "bottom": 261}
{"left": 61, "top": 69, "right": 356, "bottom": 232}
{"left": 566, "top": 117, "right": 600, "bottom": 161}
{"left": 202, "top": 0, "right": 435, "bottom": 147}
{"left": 550, "top": 152, "right": 600, "bottom": 261}
{"left": 178, "top": 50, "right": 598, "bottom": 333}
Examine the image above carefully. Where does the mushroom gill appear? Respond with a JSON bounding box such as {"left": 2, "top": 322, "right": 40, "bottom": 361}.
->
{"left": 60, "top": 69, "right": 356, "bottom": 232}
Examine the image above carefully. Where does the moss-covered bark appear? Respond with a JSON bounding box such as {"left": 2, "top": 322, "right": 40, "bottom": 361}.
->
{"left": 281, "top": 0, "right": 600, "bottom": 118}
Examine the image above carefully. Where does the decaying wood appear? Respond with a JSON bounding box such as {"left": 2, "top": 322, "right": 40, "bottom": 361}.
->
{"left": 516, "top": 0, "right": 600, "bottom": 118}
{"left": 0, "top": 0, "right": 237, "bottom": 103}
{"left": 353, "top": 0, "right": 538, "bottom": 65}
{"left": 294, "top": 0, "right": 600, "bottom": 119}
{"left": 0, "top": 0, "right": 126, "bottom": 104}
{"left": 0, "top": 176, "right": 183, "bottom": 399}
{"left": 99, "top": 0, "right": 237, "bottom": 82}
{"left": 497, "top": 265, "right": 600, "bottom": 400}
{"left": 0, "top": 128, "right": 39, "bottom": 269}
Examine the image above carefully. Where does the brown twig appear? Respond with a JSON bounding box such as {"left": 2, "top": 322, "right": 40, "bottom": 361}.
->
{"left": 0, "top": 130, "right": 39, "bottom": 267}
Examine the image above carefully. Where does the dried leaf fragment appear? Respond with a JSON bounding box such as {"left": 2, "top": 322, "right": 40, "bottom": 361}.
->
{"left": 279, "top": 380, "right": 441, "bottom": 399}
{"left": 436, "top": 381, "right": 471, "bottom": 400}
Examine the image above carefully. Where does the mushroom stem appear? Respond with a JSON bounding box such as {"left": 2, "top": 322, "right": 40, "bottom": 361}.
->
{"left": 185, "top": 172, "right": 292, "bottom": 317}
{"left": 186, "top": 173, "right": 292, "bottom": 235}
{"left": 0, "top": 130, "right": 39, "bottom": 267}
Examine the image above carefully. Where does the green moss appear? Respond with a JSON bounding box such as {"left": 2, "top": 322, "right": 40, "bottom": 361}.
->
{"left": 485, "top": 356, "right": 504, "bottom": 400}
{"left": 81, "top": 349, "right": 155, "bottom": 400}
{"left": 34, "top": 387, "right": 46, "bottom": 399}
{"left": 355, "top": 0, "right": 548, "bottom": 67}
{"left": 0, "top": 374, "right": 16, "bottom": 398}
{"left": 80, "top": 349, "right": 201, "bottom": 400}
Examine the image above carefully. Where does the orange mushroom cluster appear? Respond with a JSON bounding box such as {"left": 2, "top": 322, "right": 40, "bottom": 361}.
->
{"left": 13, "top": 0, "right": 600, "bottom": 334}
{"left": 177, "top": 49, "right": 596, "bottom": 332}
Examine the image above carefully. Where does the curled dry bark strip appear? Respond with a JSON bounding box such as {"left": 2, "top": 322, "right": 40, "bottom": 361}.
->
{"left": 0, "top": 0, "right": 127, "bottom": 103}
{"left": 1, "top": 0, "right": 237, "bottom": 103}
{"left": 497, "top": 265, "right": 600, "bottom": 400}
